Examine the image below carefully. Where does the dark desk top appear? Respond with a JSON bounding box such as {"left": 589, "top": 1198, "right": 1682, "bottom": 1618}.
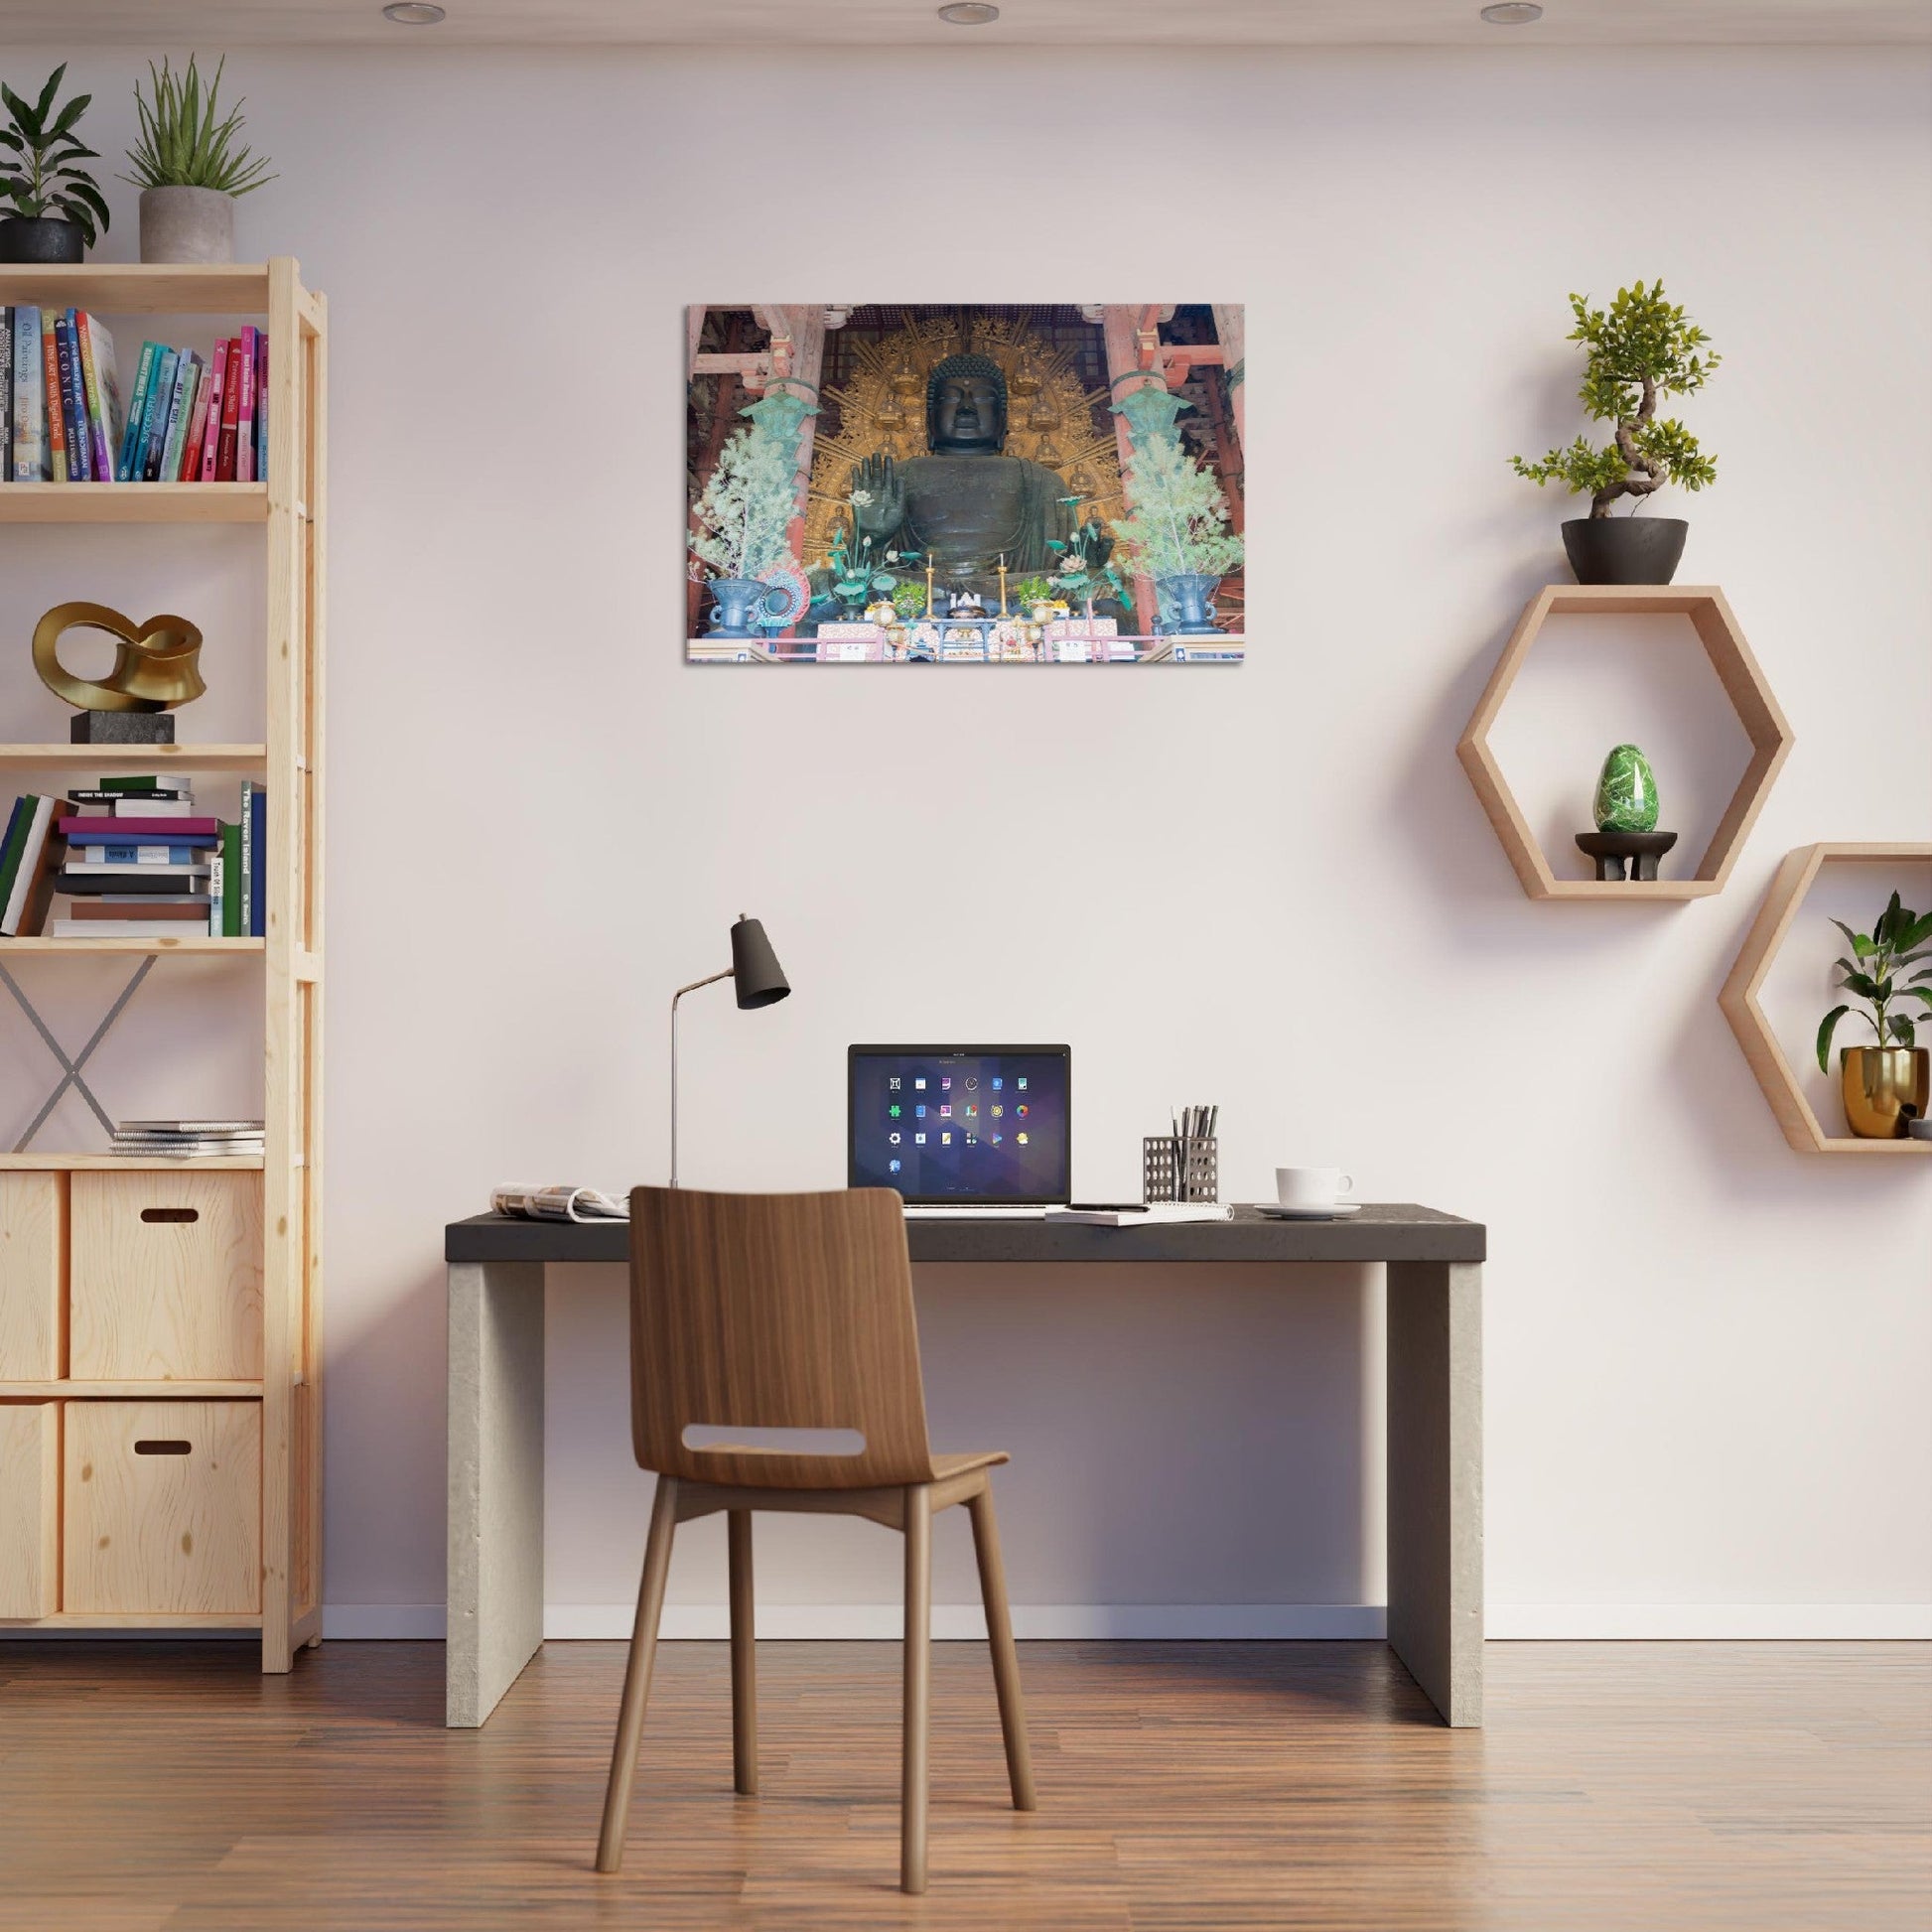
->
{"left": 446, "top": 1203, "right": 1483, "bottom": 1267}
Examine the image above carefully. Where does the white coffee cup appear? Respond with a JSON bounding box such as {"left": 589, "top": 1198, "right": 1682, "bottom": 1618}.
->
{"left": 1276, "top": 1166, "right": 1353, "bottom": 1210}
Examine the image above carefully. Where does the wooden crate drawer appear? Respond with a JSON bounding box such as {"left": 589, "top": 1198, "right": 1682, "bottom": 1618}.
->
{"left": 64, "top": 1401, "right": 260, "bottom": 1614}
{"left": 0, "top": 1173, "right": 65, "bottom": 1379}
{"left": 0, "top": 1402, "right": 60, "bottom": 1617}
{"left": 69, "top": 1172, "right": 263, "bottom": 1381}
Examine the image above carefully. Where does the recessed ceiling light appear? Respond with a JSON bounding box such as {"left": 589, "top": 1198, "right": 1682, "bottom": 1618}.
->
{"left": 938, "top": 3, "right": 1001, "bottom": 23}
{"left": 382, "top": 2, "right": 447, "bottom": 22}
{"left": 1479, "top": 2, "right": 1543, "bottom": 21}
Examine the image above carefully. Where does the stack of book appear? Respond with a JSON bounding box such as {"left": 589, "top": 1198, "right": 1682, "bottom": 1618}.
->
{"left": 0, "top": 775, "right": 268, "bottom": 939}
{"left": 111, "top": 1118, "right": 265, "bottom": 1159}
{"left": 2, "top": 308, "right": 267, "bottom": 484}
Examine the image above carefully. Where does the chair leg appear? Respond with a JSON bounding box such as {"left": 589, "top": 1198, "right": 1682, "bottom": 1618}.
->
{"left": 901, "top": 1483, "right": 933, "bottom": 1895}
{"left": 728, "top": 1508, "right": 758, "bottom": 1796}
{"left": 595, "top": 1475, "right": 679, "bottom": 1873}
{"left": 967, "top": 1484, "right": 1037, "bottom": 1812}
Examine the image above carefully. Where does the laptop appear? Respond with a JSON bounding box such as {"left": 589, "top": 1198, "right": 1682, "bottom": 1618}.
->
{"left": 848, "top": 1044, "right": 1071, "bottom": 1217}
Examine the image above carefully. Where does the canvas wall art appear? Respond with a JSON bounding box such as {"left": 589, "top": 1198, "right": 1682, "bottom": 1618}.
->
{"left": 685, "top": 304, "right": 1246, "bottom": 664}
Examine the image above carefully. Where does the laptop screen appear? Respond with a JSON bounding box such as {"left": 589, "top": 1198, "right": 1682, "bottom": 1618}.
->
{"left": 848, "top": 1045, "right": 1071, "bottom": 1203}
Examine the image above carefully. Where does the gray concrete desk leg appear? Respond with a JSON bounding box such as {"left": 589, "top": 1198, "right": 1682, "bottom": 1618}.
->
{"left": 1385, "top": 1260, "right": 1483, "bottom": 1726}
{"left": 447, "top": 1260, "right": 547, "bottom": 1727}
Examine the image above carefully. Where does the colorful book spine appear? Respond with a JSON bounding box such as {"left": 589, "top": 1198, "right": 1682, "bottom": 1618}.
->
{"left": 198, "top": 341, "right": 228, "bottom": 480}
{"left": 0, "top": 797, "right": 30, "bottom": 907}
{"left": 118, "top": 341, "right": 159, "bottom": 481}
{"left": 40, "top": 312, "right": 66, "bottom": 484}
{"left": 76, "top": 845, "right": 206, "bottom": 865}
{"left": 238, "top": 781, "right": 254, "bottom": 937}
{"left": 179, "top": 355, "right": 213, "bottom": 481}
{"left": 1, "top": 796, "right": 59, "bottom": 936}
{"left": 207, "top": 847, "right": 224, "bottom": 936}
{"left": 254, "top": 333, "right": 268, "bottom": 480}
{"left": 76, "top": 313, "right": 120, "bottom": 483}
{"left": 139, "top": 347, "right": 180, "bottom": 483}
{"left": 159, "top": 354, "right": 200, "bottom": 485}
{"left": 12, "top": 308, "right": 43, "bottom": 481}
{"left": 219, "top": 820, "right": 241, "bottom": 936}
{"left": 235, "top": 327, "right": 258, "bottom": 485}
{"left": 0, "top": 307, "right": 11, "bottom": 477}
{"left": 56, "top": 313, "right": 89, "bottom": 482}
{"left": 216, "top": 339, "right": 242, "bottom": 481}
{"left": 248, "top": 784, "right": 267, "bottom": 937}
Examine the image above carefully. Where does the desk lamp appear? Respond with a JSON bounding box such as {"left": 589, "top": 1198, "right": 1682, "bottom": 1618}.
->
{"left": 669, "top": 915, "right": 789, "bottom": 1186}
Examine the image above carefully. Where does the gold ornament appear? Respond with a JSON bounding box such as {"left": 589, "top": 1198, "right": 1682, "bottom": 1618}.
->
{"left": 33, "top": 602, "right": 206, "bottom": 713}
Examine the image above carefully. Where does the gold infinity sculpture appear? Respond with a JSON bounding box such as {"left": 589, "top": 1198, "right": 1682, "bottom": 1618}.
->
{"left": 33, "top": 602, "right": 207, "bottom": 713}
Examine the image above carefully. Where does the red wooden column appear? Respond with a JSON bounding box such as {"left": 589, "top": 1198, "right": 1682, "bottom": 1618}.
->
{"left": 1212, "top": 302, "right": 1246, "bottom": 448}
{"left": 757, "top": 304, "right": 830, "bottom": 568}
{"left": 1098, "top": 303, "right": 1167, "bottom": 637}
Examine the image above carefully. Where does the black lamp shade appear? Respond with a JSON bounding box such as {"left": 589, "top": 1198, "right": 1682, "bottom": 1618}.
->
{"left": 730, "top": 915, "right": 790, "bottom": 1009}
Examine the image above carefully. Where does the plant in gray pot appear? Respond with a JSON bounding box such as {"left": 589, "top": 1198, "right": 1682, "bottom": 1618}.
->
{"left": 687, "top": 419, "right": 797, "bottom": 639}
{"left": 123, "top": 56, "right": 274, "bottom": 265}
{"left": 0, "top": 66, "right": 110, "bottom": 264}
{"left": 1511, "top": 281, "right": 1720, "bottom": 585}
{"left": 1112, "top": 429, "right": 1244, "bottom": 636}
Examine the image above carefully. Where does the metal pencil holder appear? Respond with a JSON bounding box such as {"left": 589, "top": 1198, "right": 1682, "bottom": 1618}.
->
{"left": 1143, "top": 1135, "right": 1218, "bottom": 1205}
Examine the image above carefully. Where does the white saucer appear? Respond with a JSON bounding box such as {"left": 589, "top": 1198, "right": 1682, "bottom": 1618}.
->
{"left": 1251, "top": 1201, "right": 1362, "bottom": 1220}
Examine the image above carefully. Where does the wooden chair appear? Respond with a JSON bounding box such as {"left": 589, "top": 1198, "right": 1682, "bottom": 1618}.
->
{"left": 595, "top": 1185, "right": 1037, "bottom": 1894}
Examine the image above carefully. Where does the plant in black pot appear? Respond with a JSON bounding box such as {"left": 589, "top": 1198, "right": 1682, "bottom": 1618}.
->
{"left": 1511, "top": 281, "right": 1719, "bottom": 585}
{"left": 0, "top": 66, "right": 110, "bottom": 264}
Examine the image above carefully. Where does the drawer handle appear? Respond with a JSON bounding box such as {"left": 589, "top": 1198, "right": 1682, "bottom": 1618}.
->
{"left": 141, "top": 1207, "right": 200, "bottom": 1224}
{"left": 134, "top": 1439, "right": 193, "bottom": 1455}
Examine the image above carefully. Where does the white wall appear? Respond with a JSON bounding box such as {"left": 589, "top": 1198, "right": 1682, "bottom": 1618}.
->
{"left": 3, "top": 43, "right": 1927, "bottom": 1640}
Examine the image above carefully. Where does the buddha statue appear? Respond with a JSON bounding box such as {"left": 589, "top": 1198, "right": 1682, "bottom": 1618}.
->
{"left": 847, "top": 353, "right": 1083, "bottom": 607}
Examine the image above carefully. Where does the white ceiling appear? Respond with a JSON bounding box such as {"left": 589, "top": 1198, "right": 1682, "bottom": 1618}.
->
{"left": 4, "top": 0, "right": 1928, "bottom": 48}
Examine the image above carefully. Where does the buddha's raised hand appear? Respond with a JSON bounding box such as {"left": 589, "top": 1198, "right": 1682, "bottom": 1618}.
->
{"left": 849, "top": 454, "right": 904, "bottom": 540}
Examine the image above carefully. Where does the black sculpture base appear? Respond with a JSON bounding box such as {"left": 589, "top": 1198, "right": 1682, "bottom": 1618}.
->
{"left": 70, "top": 711, "right": 175, "bottom": 745}
{"left": 1576, "top": 829, "right": 1679, "bottom": 882}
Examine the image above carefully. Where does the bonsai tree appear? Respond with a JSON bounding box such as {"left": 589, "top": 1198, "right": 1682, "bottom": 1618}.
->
{"left": 1816, "top": 893, "right": 1932, "bottom": 1070}
{"left": 122, "top": 56, "right": 276, "bottom": 199}
{"left": 1512, "top": 281, "right": 1719, "bottom": 518}
{"left": 688, "top": 420, "right": 794, "bottom": 584}
{"left": 0, "top": 65, "right": 110, "bottom": 245}
{"left": 1113, "top": 433, "right": 1244, "bottom": 580}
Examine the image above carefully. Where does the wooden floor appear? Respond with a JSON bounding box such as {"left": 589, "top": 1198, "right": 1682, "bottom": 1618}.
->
{"left": 0, "top": 1639, "right": 1925, "bottom": 1930}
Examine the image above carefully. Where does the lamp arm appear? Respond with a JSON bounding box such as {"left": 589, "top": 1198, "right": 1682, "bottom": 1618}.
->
{"left": 669, "top": 968, "right": 736, "bottom": 1188}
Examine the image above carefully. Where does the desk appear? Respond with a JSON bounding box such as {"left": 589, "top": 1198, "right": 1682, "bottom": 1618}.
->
{"left": 444, "top": 1203, "right": 1484, "bottom": 1729}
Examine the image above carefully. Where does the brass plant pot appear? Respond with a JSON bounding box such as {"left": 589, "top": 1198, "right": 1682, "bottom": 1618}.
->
{"left": 1840, "top": 1045, "right": 1930, "bottom": 1139}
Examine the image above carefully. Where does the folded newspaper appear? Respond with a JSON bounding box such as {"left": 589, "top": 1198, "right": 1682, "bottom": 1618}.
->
{"left": 490, "top": 1184, "right": 630, "bottom": 1223}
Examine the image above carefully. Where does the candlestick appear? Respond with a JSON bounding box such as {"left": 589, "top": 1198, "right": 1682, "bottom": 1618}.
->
{"left": 924, "top": 557, "right": 935, "bottom": 620}
{"left": 997, "top": 552, "right": 1009, "bottom": 619}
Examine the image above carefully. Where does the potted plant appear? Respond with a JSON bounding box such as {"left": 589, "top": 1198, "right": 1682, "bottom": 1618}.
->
{"left": 1511, "top": 281, "right": 1720, "bottom": 586}
{"left": 891, "top": 579, "right": 929, "bottom": 621}
{"left": 1816, "top": 893, "right": 1932, "bottom": 1138}
{"left": 0, "top": 66, "right": 110, "bottom": 264}
{"left": 122, "top": 56, "right": 275, "bottom": 266}
{"left": 1014, "top": 575, "right": 1054, "bottom": 621}
{"left": 688, "top": 421, "right": 796, "bottom": 637}
{"left": 1112, "top": 433, "right": 1244, "bottom": 635}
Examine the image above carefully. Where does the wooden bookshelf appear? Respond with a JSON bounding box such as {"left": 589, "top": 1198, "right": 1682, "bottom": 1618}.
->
{"left": 1456, "top": 586, "right": 1795, "bottom": 901}
{"left": 0, "top": 260, "right": 326, "bottom": 1667}
{"left": 1719, "top": 843, "right": 1932, "bottom": 1158}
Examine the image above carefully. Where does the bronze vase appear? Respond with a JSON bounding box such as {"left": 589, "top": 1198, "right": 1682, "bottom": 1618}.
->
{"left": 1840, "top": 1046, "right": 1930, "bottom": 1139}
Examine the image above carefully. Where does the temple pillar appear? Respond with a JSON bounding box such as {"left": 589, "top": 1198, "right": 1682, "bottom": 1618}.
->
{"left": 1212, "top": 303, "right": 1246, "bottom": 447}
{"left": 1098, "top": 304, "right": 1166, "bottom": 637}
{"left": 756, "top": 305, "right": 829, "bottom": 568}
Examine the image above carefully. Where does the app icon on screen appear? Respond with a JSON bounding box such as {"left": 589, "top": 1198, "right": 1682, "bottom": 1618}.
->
{"left": 1016, "top": 1104, "right": 1029, "bottom": 1118}
{"left": 889, "top": 1159, "right": 902, "bottom": 1173}
{"left": 991, "top": 1105, "right": 1003, "bottom": 1118}
{"left": 1017, "top": 1133, "right": 1029, "bottom": 1145}
{"left": 992, "top": 1077, "right": 1003, "bottom": 1091}
{"left": 889, "top": 1077, "right": 901, "bottom": 1090}
{"left": 990, "top": 1133, "right": 1003, "bottom": 1146}
{"left": 1017, "top": 1077, "right": 1028, "bottom": 1090}
{"left": 965, "top": 1135, "right": 977, "bottom": 1146}
{"left": 914, "top": 1077, "right": 926, "bottom": 1090}
{"left": 914, "top": 1133, "right": 926, "bottom": 1145}
{"left": 890, "top": 1132, "right": 901, "bottom": 1145}
{"left": 939, "top": 1105, "right": 951, "bottom": 1117}
{"left": 941, "top": 1132, "right": 951, "bottom": 1145}
{"left": 941, "top": 1076, "right": 952, "bottom": 1090}
{"left": 965, "top": 1077, "right": 978, "bottom": 1091}
{"left": 890, "top": 1104, "right": 901, "bottom": 1118}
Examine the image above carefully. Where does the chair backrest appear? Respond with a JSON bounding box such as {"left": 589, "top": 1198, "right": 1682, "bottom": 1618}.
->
{"left": 627, "top": 1185, "right": 936, "bottom": 1490}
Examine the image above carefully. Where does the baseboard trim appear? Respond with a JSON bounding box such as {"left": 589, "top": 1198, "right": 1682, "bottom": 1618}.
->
{"left": 307, "top": 1602, "right": 1932, "bottom": 1643}
{"left": 1488, "top": 1603, "right": 1932, "bottom": 1640}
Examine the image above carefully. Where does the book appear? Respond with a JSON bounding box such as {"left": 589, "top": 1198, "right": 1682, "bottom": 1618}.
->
{"left": 120, "top": 1119, "right": 264, "bottom": 1134}
{"left": 0, "top": 306, "right": 11, "bottom": 471}
{"left": 239, "top": 780, "right": 254, "bottom": 937}
{"left": 248, "top": 783, "right": 266, "bottom": 937}
{"left": 99, "top": 773, "right": 169, "bottom": 792}
{"left": 216, "top": 339, "right": 242, "bottom": 480}
{"left": 159, "top": 353, "right": 200, "bottom": 484}
{"left": 254, "top": 332, "right": 267, "bottom": 479}
{"left": 138, "top": 346, "right": 179, "bottom": 483}
{"left": 198, "top": 339, "right": 227, "bottom": 481}
{"left": 66, "top": 788, "right": 193, "bottom": 805}
{"left": 60, "top": 816, "right": 219, "bottom": 840}
{"left": 67, "top": 897, "right": 211, "bottom": 919}
{"left": 50, "top": 918, "right": 211, "bottom": 938}
{"left": 70, "top": 796, "right": 197, "bottom": 819}
{"left": 12, "top": 307, "right": 44, "bottom": 480}
{"left": 76, "top": 312, "right": 120, "bottom": 482}
{"left": 109, "top": 1139, "right": 265, "bottom": 1158}
{"left": 40, "top": 311, "right": 66, "bottom": 483}
{"left": 179, "top": 354, "right": 213, "bottom": 481}
{"left": 56, "top": 312, "right": 88, "bottom": 481}
{"left": 59, "top": 869, "right": 211, "bottom": 895}
{"left": 220, "top": 819, "right": 242, "bottom": 937}
{"left": 1, "top": 795, "right": 60, "bottom": 935}
{"left": 235, "top": 326, "right": 258, "bottom": 484}
{"left": 118, "top": 340, "right": 159, "bottom": 480}
{"left": 0, "top": 797, "right": 31, "bottom": 908}
{"left": 72, "top": 847, "right": 208, "bottom": 866}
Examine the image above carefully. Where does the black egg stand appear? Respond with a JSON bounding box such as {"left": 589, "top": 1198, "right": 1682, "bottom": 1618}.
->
{"left": 1574, "top": 830, "right": 1680, "bottom": 882}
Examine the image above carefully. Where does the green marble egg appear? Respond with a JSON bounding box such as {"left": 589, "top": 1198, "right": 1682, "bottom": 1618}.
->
{"left": 1594, "top": 744, "right": 1660, "bottom": 833}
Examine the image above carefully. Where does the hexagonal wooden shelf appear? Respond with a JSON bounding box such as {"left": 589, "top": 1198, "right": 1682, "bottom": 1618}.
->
{"left": 1720, "top": 842, "right": 1932, "bottom": 1158}
{"left": 1457, "top": 585, "right": 1795, "bottom": 900}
